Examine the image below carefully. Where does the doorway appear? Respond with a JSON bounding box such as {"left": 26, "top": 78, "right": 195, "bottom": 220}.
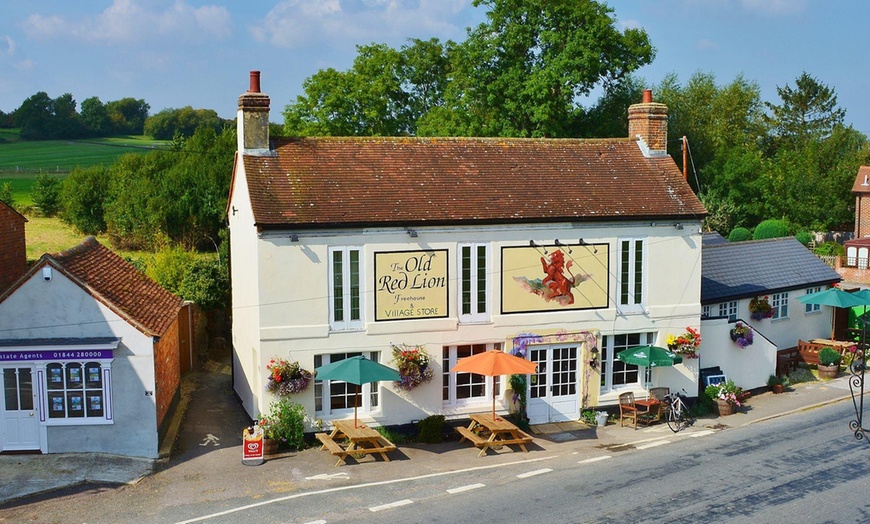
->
{"left": 1, "top": 366, "right": 40, "bottom": 451}
{"left": 526, "top": 345, "right": 579, "bottom": 424}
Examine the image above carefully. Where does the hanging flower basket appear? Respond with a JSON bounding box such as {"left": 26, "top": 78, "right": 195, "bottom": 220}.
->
{"left": 730, "top": 322, "right": 754, "bottom": 348}
{"left": 265, "top": 358, "right": 313, "bottom": 396}
{"left": 748, "top": 296, "right": 774, "bottom": 320}
{"left": 391, "top": 343, "right": 433, "bottom": 391}
{"left": 667, "top": 327, "right": 701, "bottom": 358}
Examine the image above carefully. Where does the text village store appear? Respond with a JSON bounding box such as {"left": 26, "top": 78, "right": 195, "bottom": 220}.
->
{"left": 0, "top": 339, "right": 117, "bottom": 452}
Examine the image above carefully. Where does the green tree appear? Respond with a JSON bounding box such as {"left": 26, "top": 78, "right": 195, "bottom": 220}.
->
{"left": 31, "top": 174, "right": 63, "bottom": 216}
{"left": 764, "top": 72, "right": 845, "bottom": 148}
{"left": 144, "top": 106, "right": 226, "bottom": 140}
{"left": 80, "top": 97, "right": 110, "bottom": 136}
{"left": 106, "top": 98, "right": 150, "bottom": 135}
{"left": 16, "top": 91, "right": 54, "bottom": 139}
{"left": 0, "top": 182, "right": 14, "bottom": 207}
{"left": 753, "top": 219, "right": 789, "bottom": 240}
{"left": 60, "top": 165, "right": 110, "bottom": 234}
{"left": 575, "top": 75, "right": 647, "bottom": 138}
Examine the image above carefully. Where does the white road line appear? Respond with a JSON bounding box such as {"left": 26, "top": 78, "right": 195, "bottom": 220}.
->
{"left": 517, "top": 468, "right": 553, "bottom": 479}
{"left": 369, "top": 499, "right": 414, "bottom": 512}
{"left": 579, "top": 455, "right": 612, "bottom": 464}
{"left": 636, "top": 440, "right": 670, "bottom": 450}
{"left": 689, "top": 430, "right": 715, "bottom": 437}
{"left": 447, "top": 483, "right": 486, "bottom": 494}
{"left": 304, "top": 520, "right": 327, "bottom": 524}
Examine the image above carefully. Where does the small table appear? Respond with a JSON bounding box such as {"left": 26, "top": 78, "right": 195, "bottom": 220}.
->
{"left": 457, "top": 413, "right": 534, "bottom": 457}
{"left": 634, "top": 399, "right": 662, "bottom": 426}
{"left": 315, "top": 419, "right": 397, "bottom": 467}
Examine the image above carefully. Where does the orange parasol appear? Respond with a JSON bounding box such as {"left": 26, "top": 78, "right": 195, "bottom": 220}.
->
{"left": 451, "top": 349, "right": 538, "bottom": 419}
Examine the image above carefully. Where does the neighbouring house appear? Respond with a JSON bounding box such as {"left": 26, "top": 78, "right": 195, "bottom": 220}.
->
{"left": 700, "top": 237, "right": 842, "bottom": 389}
{"left": 0, "top": 201, "right": 27, "bottom": 293}
{"left": 228, "top": 72, "right": 706, "bottom": 428}
{"left": 0, "top": 237, "right": 185, "bottom": 457}
{"left": 840, "top": 165, "right": 870, "bottom": 283}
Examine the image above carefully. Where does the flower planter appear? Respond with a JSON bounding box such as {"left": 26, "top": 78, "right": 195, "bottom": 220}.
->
{"left": 818, "top": 364, "right": 839, "bottom": 380}
{"left": 715, "top": 399, "right": 735, "bottom": 416}
{"left": 770, "top": 384, "right": 784, "bottom": 394}
{"left": 263, "top": 438, "right": 280, "bottom": 456}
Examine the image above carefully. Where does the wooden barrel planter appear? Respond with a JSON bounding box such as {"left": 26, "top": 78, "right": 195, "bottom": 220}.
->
{"left": 715, "top": 399, "right": 735, "bottom": 416}
{"left": 263, "top": 438, "right": 280, "bottom": 456}
{"left": 818, "top": 364, "right": 839, "bottom": 380}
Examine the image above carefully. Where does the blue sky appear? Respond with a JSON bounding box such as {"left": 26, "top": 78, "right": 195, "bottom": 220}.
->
{"left": 2, "top": 0, "right": 869, "bottom": 135}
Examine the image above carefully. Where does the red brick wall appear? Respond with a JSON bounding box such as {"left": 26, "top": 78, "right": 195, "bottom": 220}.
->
{"left": 855, "top": 194, "right": 870, "bottom": 238}
{"left": 153, "top": 312, "right": 182, "bottom": 429}
{"left": 0, "top": 203, "right": 26, "bottom": 292}
{"left": 628, "top": 102, "right": 668, "bottom": 152}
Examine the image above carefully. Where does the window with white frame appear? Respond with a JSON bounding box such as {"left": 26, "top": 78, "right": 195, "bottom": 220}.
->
{"left": 805, "top": 287, "right": 822, "bottom": 313}
{"left": 314, "top": 352, "right": 380, "bottom": 416}
{"left": 442, "top": 343, "right": 501, "bottom": 407}
{"left": 718, "top": 301, "right": 738, "bottom": 321}
{"left": 617, "top": 238, "right": 646, "bottom": 312}
{"left": 600, "top": 333, "right": 654, "bottom": 394}
{"left": 328, "top": 246, "right": 363, "bottom": 330}
{"left": 459, "top": 243, "right": 489, "bottom": 323}
{"left": 771, "top": 292, "right": 789, "bottom": 319}
{"left": 43, "top": 360, "right": 112, "bottom": 424}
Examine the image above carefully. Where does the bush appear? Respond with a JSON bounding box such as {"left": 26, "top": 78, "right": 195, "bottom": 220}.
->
{"left": 258, "top": 398, "right": 306, "bottom": 450}
{"left": 0, "top": 182, "right": 15, "bottom": 207}
{"left": 818, "top": 347, "right": 841, "bottom": 367}
{"left": 794, "top": 231, "right": 812, "bottom": 246}
{"left": 60, "top": 165, "right": 109, "bottom": 234}
{"left": 31, "top": 174, "right": 62, "bottom": 216}
{"left": 728, "top": 227, "right": 752, "bottom": 242}
{"left": 753, "top": 219, "right": 789, "bottom": 240}
{"left": 416, "top": 415, "right": 446, "bottom": 444}
{"left": 814, "top": 241, "right": 844, "bottom": 257}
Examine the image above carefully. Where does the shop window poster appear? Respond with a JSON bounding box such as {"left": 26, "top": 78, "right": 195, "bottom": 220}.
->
{"left": 69, "top": 395, "right": 83, "bottom": 411}
{"left": 49, "top": 367, "right": 63, "bottom": 383}
{"left": 89, "top": 395, "right": 102, "bottom": 411}
{"left": 87, "top": 366, "right": 101, "bottom": 383}
{"left": 69, "top": 367, "right": 82, "bottom": 384}
{"left": 51, "top": 396, "right": 64, "bottom": 412}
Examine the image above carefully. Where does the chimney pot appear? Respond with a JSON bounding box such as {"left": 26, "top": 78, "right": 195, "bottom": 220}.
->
{"left": 249, "top": 71, "right": 261, "bottom": 93}
{"left": 642, "top": 89, "right": 653, "bottom": 104}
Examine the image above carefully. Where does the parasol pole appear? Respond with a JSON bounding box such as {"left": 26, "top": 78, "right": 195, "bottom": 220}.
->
{"left": 354, "top": 383, "right": 359, "bottom": 428}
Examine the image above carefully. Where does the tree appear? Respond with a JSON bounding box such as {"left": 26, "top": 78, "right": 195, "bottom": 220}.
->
{"left": 764, "top": 72, "right": 846, "bottom": 147}
{"left": 80, "top": 97, "right": 110, "bottom": 136}
{"left": 144, "top": 107, "right": 226, "bottom": 140}
{"left": 60, "top": 165, "right": 110, "bottom": 234}
{"left": 0, "top": 182, "right": 14, "bottom": 207}
{"left": 16, "top": 91, "right": 54, "bottom": 139}
{"left": 575, "top": 75, "right": 647, "bottom": 138}
{"left": 31, "top": 174, "right": 62, "bottom": 216}
{"left": 106, "top": 98, "right": 150, "bottom": 135}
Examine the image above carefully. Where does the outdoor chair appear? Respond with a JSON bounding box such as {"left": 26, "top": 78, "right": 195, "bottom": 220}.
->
{"left": 618, "top": 392, "right": 639, "bottom": 429}
{"left": 648, "top": 387, "right": 670, "bottom": 424}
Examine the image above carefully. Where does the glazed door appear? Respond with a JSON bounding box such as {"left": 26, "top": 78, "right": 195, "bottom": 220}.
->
{"left": 526, "top": 346, "right": 579, "bottom": 424}
{"left": 1, "top": 366, "right": 39, "bottom": 451}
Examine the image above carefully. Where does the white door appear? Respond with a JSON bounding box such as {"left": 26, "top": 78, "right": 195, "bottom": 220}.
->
{"left": 1, "top": 366, "right": 40, "bottom": 451}
{"left": 527, "top": 345, "right": 579, "bottom": 424}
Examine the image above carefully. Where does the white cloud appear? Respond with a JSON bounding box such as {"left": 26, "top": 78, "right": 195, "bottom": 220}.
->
{"left": 0, "top": 36, "right": 15, "bottom": 56}
{"left": 23, "top": 0, "right": 232, "bottom": 45}
{"left": 251, "top": 0, "right": 471, "bottom": 50}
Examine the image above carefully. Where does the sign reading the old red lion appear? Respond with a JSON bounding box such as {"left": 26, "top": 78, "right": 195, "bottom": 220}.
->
{"left": 375, "top": 250, "right": 448, "bottom": 321}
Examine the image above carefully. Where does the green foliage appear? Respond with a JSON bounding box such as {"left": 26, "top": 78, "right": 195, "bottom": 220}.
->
{"left": 794, "top": 231, "right": 812, "bottom": 246}
{"left": 753, "top": 219, "right": 790, "bottom": 240}
{"left": 0, "top": 182, "right": 14, "bottom": 207}
{"left": 144, "top": 245, "right": 229, "bottom": 311}
{"left": 814, "top": 241, "right": 845, "bottom": 257}
{"left": 31, "top": 174, "right": 62, "bottom": 216}
{"left": 508, "top": 373, "right": 528, "bottom": 425}
{"left": 416, "top": 415, "right": 446, "bottom": 444}
{"left": 579, "top": 409, "right": 597, "bottom": 426}
{"left": 258, "top": 398, "right": 306, "bottom": 450}
{"left": 728, "top": 227, "right": 752, "bottom": 242}
{"left": 376, "top": 426, "right": 407, "bottom": 445}
{"left": 59, "top": 165, "right": 109, "bottom": 234}
{"left": 767, "top": 374, "right": 785, "bottom": 387}
{"left": 764, "top": 72, "right": 845, "bottom": 148}
{"left": 144, "top": 106, "right": 227, "bottom": 140}
{"left": 818, "top": 347, "right": 841, "bottom": 367}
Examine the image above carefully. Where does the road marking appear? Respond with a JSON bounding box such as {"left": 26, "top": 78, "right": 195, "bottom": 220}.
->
{"left": 637, "top": 440, "right": 670, "bottom": 450}
{"left": 306, "top": 472, "right": 350, "bottom": 480}
{"left": 517, "top": 468, "right": 552, "bottom": 479}
{"left": 579, "top": 455, "right": 612, "bottom": 464}
{"left": 689, "top": 430, "right": 715, "bottom": 437}
{"left": 447, "top": 483, "right": 486, "bottom": 494}
{"left": 304, "top": 521, "right": 327, "bottom": 524}
{"left": 369, "top": 499, "right": 413, "bottom": 512}
{"left": 174, "top": 454, "right": 559, "bottom": 524}
{"left": 199, "top": 434, "right": 220, "bottom": 447}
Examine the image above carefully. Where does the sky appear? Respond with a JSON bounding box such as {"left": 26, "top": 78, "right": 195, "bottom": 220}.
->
{"left": 2, "top": 0, "right": 869, "bottom": 136}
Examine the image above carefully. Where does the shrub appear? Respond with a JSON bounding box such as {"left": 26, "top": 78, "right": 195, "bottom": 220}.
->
{"left": 258, "top": 398, "right": 306, "bottom": 450}
{"left": 0, "top": 182, "right": 15, "bottom": 207}
{"left": 818, "top": 347, "right": 841, "bottom": 367}
{"left": 60, "top": 165, "right": 109, "bottom": 234}
{"left": 31, "top": 174, "right": 62, "bottom": 216}
{"left": 814, "top": 241, "right": 844, "bottom": 257}
{"left": 753, "top": 219, "right": 789, "bottom": 240}
{"left": 416, "top": 415, "right": 446, "bottom": 444}
{"left": 794, "top": 231, "right": 812, "bottom": 246}
{"left": 728, "top": 227, "right": 752, "bottom": 242}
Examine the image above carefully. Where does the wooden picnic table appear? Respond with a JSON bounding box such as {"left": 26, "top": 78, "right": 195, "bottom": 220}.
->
{"left": 315, "top": 419, "right": 397, "bottom": 466}
{"left": 634, "top": 398, "right": 662, "bottom": 426}
{"left": 456, "top": 413, "right": 534, "bottom": 457}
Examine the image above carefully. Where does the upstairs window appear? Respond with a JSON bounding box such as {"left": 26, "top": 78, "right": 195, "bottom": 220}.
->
{"left": 718, "top": 301, "right": 738, "bottom": 321}
{"left": 805, "top": 287, "right": 822, "bottom": 314}
{"left": 459, "top": 243, "right": 489, "bottom": 323}
{"left": 328, "top": 246, "right": 363, "bottom": 330}
{"left": 618, "top": 238, "right": 646, "bottom": 313}
{"left": 771, "top": 292, "right": 789, "bottom": 320}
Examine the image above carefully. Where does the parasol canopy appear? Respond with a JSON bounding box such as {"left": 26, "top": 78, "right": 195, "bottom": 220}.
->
{"left": 451, "top": 349, "right": 538, "bottom": 419}
{"left": 314, "top": 355, "right": 401, "bottom": 427}
{"left": 616, "top": 345, "right": 683, "bottom": 367}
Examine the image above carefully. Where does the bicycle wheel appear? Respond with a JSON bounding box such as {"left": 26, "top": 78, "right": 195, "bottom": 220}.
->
{"left": 666, "top": 406, "right": 683, "bottom": 433}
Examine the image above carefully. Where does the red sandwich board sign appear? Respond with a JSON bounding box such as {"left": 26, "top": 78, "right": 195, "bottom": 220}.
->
{"left": 242, "top": 424, "right": 264, "bottom": 466}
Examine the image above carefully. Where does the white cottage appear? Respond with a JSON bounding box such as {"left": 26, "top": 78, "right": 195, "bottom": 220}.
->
{"left": 228, "top": 72, "right": 707, "bottom": 427}
{"left": 0, "top": 237, "right": 184, "bottom": 457}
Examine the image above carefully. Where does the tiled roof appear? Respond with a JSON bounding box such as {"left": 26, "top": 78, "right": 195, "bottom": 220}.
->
{"left": 702, "top": 232, "right": 728, "bottom": 246}
{"left": 47, "top": 237, "right": 183, "bottom": 337}
{"left": 701, "top": 237, "right": 841, "bottom": 303}
{"left": 240, "top": 136, "right": 706, "bottom": 229}
{"left": 852, "top": 165, "right": 870, "bottom": 194}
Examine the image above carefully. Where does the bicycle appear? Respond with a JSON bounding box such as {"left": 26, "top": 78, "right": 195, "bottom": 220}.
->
{"left": 664, "top": 389, "right": 695, "bottom": 433}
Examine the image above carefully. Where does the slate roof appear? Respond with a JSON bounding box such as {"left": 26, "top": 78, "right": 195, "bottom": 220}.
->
{"left": 0, "top": 237, "right": 183, "bottom": 337}
{"left": 701, "top": 237, "right": 841, "bottom": 303}
{"left": 702, "top": 232, "right": 728, "bottom": 246}
{"left": 238, "top": 136, "right": 707, "bottom": 229}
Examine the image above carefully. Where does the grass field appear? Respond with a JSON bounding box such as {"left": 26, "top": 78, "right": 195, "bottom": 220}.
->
{"left": 25, "top": 216, "right": 149, "bottom": 263}
{"left": 0, "top": 130, "right": 166, "bottom": 206}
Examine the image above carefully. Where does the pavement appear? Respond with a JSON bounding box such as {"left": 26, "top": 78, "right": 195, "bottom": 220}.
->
{"left": 0, "top": 359, "right": 859, "bottom": 509}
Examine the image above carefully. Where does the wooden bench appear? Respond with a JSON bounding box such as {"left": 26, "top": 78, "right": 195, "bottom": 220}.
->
{"left": 457, "top": 423, "right": 533, "bottom": 456}
{"left": 456, "top": 426, "right": 488, "bottom": 446}
{"left": 316, "top": 432, "right": 349, "bottom": 466}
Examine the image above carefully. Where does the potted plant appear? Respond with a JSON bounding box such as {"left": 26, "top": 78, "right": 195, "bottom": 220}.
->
{"left": 258, "top": 398, "right": 307, "bottom": 454}
{"left": 391, "top": 343, "right": 434, "bottom": 391}
{"left": 817, "top": 347, "right": 841, "bottom": 379}
{"left": 730, "top": 322, "right": 754, "bottom": 348}
{"left": 767, "top": 374, "right": 788, "bottom": 394}
{"left": 705, "top": 379, "right": 744, "bottom": 416}
{"left": 748, "top": 296, "right": 774, "bottom": 320}
{"left": 667, "top": 327, "right": 702, "bottom": 358}
{"left": 266, "top": 358, "right": 313, "bottom": 396}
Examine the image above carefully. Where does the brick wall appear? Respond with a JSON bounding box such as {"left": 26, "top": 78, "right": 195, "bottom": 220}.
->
{"left": 0, "top": 203, "right": 26, "bottom": 292}
{"left": 153, "top": 312, "right": 182, "bottom": 430}
{"left": 855, "top": 194, "right": 870, "bottom": 238}
{"left": 628, "top": 102, "right": 668, "bottom": 152}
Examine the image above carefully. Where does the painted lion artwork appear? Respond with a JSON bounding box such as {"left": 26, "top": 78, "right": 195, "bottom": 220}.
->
{"left": 513, "top": 249, "right": 592, "bottom": 306}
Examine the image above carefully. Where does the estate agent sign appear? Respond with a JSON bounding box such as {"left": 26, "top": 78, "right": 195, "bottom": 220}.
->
{"left": 375, "top": 250, "right": 448, "bottom": 321}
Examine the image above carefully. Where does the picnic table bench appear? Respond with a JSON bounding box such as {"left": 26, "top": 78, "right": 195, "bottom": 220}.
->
{"left": 457, "top": 413, "right": 534, "bottom": 457}
{"left": 315, "top": 419, "right": 397, "bottom": 467}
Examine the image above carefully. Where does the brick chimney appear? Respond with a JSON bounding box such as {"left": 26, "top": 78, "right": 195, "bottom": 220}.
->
{"left": 628, "top": 89, "right": 668, "bottom": 158}
{"left": 237, "top": 71, "right": 271, "bottom": 154}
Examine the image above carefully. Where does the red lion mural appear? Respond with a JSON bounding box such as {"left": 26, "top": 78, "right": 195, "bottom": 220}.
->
{"left": 541, "top": 250, "right": 576, "bottom": 305}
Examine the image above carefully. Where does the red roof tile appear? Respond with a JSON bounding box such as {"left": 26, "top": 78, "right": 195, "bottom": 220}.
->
{"left": 240, "top": 136, "right": 706, "bottom": 229}
{"left": 49, "top": 237, "right": 183, "bottom": 337}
